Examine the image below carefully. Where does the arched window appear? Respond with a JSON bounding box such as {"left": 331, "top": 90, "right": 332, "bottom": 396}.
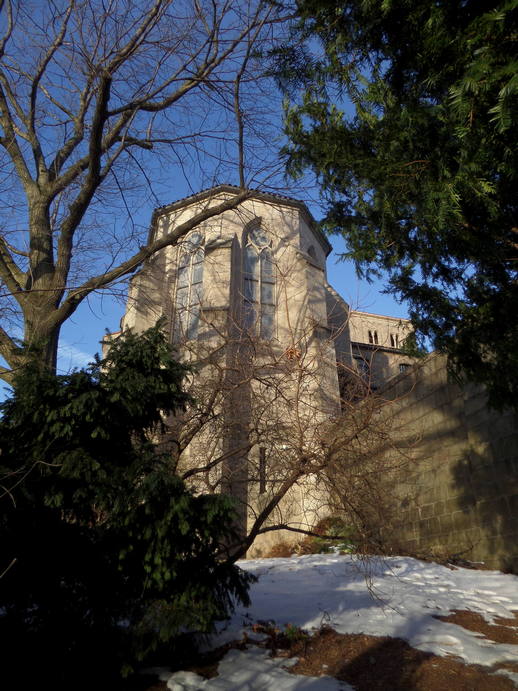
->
{"left": 174, "top": 231, "right": 204, "bottom": 340}
{"left": 243, "top": 226, "right": 275, "bottom": 339}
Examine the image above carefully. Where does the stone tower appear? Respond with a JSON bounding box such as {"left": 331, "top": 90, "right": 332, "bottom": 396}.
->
{"left": 119, "top": 185, "right": 411, "bottom": 553}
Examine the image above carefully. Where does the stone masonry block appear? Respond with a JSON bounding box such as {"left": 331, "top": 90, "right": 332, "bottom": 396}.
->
{"left": 443, "top": 497, "right": 463, "bottom": 515}
{"left": 438, "top": 513, "right": 454, "bottom": 533}
{"left": 427, "top": 516, "right": 441, "bottom": 536}
{"left": 452, "top": 509, "right": 476, "bottom": 531}
{"left": 420, "top": 503, "right": 435, "bottom": 519}
{"left": 433, "top": 500, "right": 446, "bottom": 517}
{"left": 418, "top": 518, "right": 432, "bottom": 536}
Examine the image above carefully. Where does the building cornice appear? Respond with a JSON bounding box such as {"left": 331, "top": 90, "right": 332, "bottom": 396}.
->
{"left": 351, "top": 341, "right": 409, "bottom": 355}
{"left": 350, "top": 309, "right": 411, "bottom": 324}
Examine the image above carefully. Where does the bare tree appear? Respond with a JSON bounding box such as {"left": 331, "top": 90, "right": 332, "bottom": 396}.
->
{"left": 321, "top": 387, "right": 419, "bottom": 555}
{"left": 0, "top": 0, "right": 291, "bottom": 382}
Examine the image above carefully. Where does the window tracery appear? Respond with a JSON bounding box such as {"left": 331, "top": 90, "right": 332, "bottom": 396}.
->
{"left": 174, "top": 231, "right": 204, "bottom": 340}
{"left": 243, "top": 226, "right": 275, "bottom": 339}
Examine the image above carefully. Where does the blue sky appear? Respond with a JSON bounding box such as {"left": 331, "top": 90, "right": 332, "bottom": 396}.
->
{"left": 0, "top": 2, "right": 410, "bottom": 395}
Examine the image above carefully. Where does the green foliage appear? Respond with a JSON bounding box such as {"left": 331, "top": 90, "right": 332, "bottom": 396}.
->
{"left": 310, "top": 516, "right": 356, "bottom": 554}
{"left": 398, "top": 331, "right": 427, "bottom": 360}
{"left": 296, "top": 516, "right": 356, "bottom": 554}
{"left": 0, "top": 324, "right": 252, "bottom": 688}
{"left": 251, "top": 620, "right": 309, "bottom": 647}
{"left": 284, "top": 623, "right": 309, "bottom": 643}
{"left": 278, "top": 0, "right": 518, "bottom": 408}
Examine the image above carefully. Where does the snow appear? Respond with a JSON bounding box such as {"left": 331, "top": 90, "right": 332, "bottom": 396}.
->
{"left": 162, "top": 554, "right": 518, "bottom": 689}
{"left": 167, "top": 648, "right": 351, "bottom": 690}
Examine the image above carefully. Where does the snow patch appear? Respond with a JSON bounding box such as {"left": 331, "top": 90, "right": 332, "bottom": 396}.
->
{"left": 162, "top": 554, "right": 518, "bottom": 689}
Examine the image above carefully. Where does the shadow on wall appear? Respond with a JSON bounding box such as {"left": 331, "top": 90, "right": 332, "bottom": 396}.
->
{"left": 451, "top": 398, "right": 518, "bottom": 573}
{"left": 358, "top": 353, "right": 518, "bottom": 573}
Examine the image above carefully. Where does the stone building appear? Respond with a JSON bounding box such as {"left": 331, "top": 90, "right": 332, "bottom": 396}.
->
{"left": 119, "top": 185, "right": 412, "bottom": 553}
{"left": 348, "top": 310, "right": 414, "bottom": 390}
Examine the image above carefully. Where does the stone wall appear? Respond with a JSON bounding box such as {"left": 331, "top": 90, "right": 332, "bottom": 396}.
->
{"left": 348, "top": 310, "right": 412, "bottom": 349}
{"left": 376, "top": 353, "right": 518, "bottom": 572}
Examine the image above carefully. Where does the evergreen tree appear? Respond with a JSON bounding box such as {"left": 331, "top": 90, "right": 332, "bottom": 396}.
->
{"left": 279, "top": 0, "right": 518, "bottom": 408}
{"left": 0, "top": 324, "right": 252, "bottom": 688}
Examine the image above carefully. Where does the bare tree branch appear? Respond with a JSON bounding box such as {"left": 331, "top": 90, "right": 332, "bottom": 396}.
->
{"left": 0, "top": 0, "right": 291, "bottom": 379}
{"left": 28, "top": 0, "right": 75, "bottom": 181}
{"left": 55, "top": 189, "right": 252, "bottom": 322}
{"left": 0, "top": 0, "right": 13, "bottom": 59}
{"left": 0, "top": 235, "right": 25, "bottom": 293}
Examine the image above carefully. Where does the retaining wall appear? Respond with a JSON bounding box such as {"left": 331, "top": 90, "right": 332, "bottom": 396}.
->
{"left": 377, "top": 353, "right": 518, "bottom": 572}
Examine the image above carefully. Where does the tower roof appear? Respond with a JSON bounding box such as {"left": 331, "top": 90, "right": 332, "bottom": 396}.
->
{"left": 151, "top": 184, "right": 333, "bottom": 256}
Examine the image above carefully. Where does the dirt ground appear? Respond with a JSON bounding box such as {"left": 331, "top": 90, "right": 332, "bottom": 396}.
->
{"left": 284, "top": 621, "right": 518, "bottom": 691}
{"left": 143, "top": 609, "right": 518, "bottom": 690}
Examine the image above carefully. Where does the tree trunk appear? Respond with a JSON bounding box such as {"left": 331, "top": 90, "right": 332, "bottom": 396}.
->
{"left": 21, "top": 195, "right": 61, "bottom": 374}
{"left": 23, "top": 318, "right": 60, "bottom": 374}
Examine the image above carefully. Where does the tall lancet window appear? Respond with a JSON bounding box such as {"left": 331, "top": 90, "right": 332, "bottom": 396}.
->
{"left": 175, "top": 231, "right": 204, "bottom": 340}
{"left": 243, "top": 226, "right": 275, "bottom": 339}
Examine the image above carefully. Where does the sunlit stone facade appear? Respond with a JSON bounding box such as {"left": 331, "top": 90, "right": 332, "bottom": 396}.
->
{"left": 120, "top": 186, "right": 412, "bottom": 553}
